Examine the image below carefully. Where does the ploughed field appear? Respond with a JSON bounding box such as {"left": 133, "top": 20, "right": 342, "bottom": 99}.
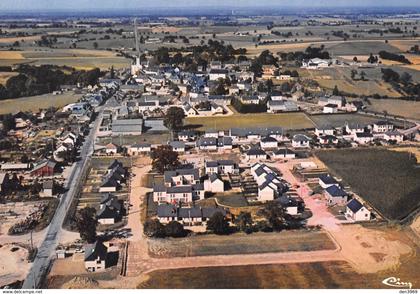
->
{"left": 148, "top": 230, "right": 336, "bottom": 258}
{"left": 316, "top": 149, "right": 420, "bottom": 220}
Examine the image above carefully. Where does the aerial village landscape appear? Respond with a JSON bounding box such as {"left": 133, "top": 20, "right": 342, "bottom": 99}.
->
{"left": 0, "top": 1, "right": 419, "bottom": 290}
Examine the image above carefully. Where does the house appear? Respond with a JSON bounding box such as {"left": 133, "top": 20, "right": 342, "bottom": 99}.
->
{"left": 258, "top": 176, "right": 286, "bottom": 202}
{"left": 96, "top": 194, "right": 122, "bottom": 225}
{"left": 196, "top": 137, "right": 218, "bottom": 151}
{"left": 0, "top": 163, "right": 32, "bottom": 172}
{"left": 129, "top": 143, "right": 151, "bottom": 155}
{"left": 112, "top": 119, "right": 143, "bottom": 136}
{"left": 272, "top": 148, "right": 296, "bottom": 159}
{"left": 205, "top": 160, "right": 238, "bottom": 175}
{"left": 354, "top": 132, "right": 374, "bottom": 145}
{"left": 164, "top": 168, "right": 200, "bottom": 187}
{"left": 105, "top": 143, "right": 118, "bottom": 155}
{"left": 183, "top": 103, "right": 198, "bottom": 116}
{"left": 315, "top": 126, "right": 335, "bottom": 136}
{"left": 84, "top": 241, "right": 108, "bottom": 272}
{"left": 41, "top": 180, "right": 55, "bottom": 197}
{"left": 229, "top": 127, "right": 284, "bottom": 142}
{"left": 260, "top": 136, "right": 278, "bottom": 150}
{"left": 319, "top": 175, "right": 339, "bottom": 189}
{"left": 277, "top": 195, "right": 303, "bottom": 215}
{"left": 157, "top": 204, "right": 227, "bottom": 225}
{"left": 169, "top": 141, "right": 186, "bottom": 153}
{"left": 323, "top": 104, "right": 338, "bottom": 114}
{"left": 346, "top": 199, "right": 371, "bottom": 221}
{"left": 302, "top": 58, "right": 331, "bottom": 69}
{"left": 30, "top": 159, "right": 56, "bottom": 177}
{"left": 240, "top": 95, "right": 260, "bottom": 105}
{"left": 319, "top": 135, "right": 339, "bottom": 145}
{"left": 153, "top": 185, "right": 194, "bottom": 203}
{"left": 318, "top": 96, "right": 345, "bottom": 108}
{"left": 245, "top": 148, "right": 267, "bottom": 161}
{"left": 267, "top": 100, "right": 299, "bottom": 113}
{"left": 209, "top": 69, "right": 228, "bottom": 81}
{"left": 346, "top": 123, "right": 365, "bottom": 135}
{"left": 384, "top": 130, "right": 404, "bottom": 143}
{"left": 373, "top": 121, "right": 393, "bottom": 133}
{"left": 292, "top": 134, "right": 311, "bottom": 148}
{"left": 204, "top": 174, "right": 225, "bottom": 193}
{"left": 217, "top": 137, "right": 233, "bottom": 150}
{"left": 178, "top": 130, "right": 197, "bottom": 142}
{"left": 325, "top": 185, "right": 348, "bottom": 206}
{"left": 99, "top": 163, "right": 126, "bottom": 193}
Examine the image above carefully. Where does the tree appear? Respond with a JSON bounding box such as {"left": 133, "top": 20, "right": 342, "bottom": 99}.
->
{"left": 353, "top": 56, "right": 358, "bottom": 62}
{"left": 259, "top": 201, "right": 287, "bottom": 232}
{"left": 144, "top": 219, "right": 165, "bottom": 238}
{"left": 400, "top": 72, "right": 412, "bottom": 85}
{"left": 332, "top": 85, "right": 340, "bottom": 96}
{"left": 75, "top": 207, "right": 97, "bottom": 243}
{"left": 164, "top": 107, "right": 185, "bottom": 132}
{"left": 360, "top": 71, "right": 366, "bottom": 81}
{"left": 164, "top": 221, "right": 187, "bottom": 238}
{"left": 207, "top": 212, "right": 230, "bottom": 235}
{"left": 93, "top": 42, "right": 98, "bottom": 49}
{"left": 234, "top": 212, "right": 253, "bottom": 232}
{"left": 150, "top": 145, "right": 180, "bottom": 173}
{"left": 1, "top": 114, "right": 16, "bottom": 132}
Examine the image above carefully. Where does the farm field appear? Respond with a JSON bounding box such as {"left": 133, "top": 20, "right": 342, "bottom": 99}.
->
{"left": 148, "top": 230, "right": 336, "bottom": 258}
{"left": 98, "top": 132, "right": 170, "bottom": 146}
{"left": 366, "top": 99, "right": 420, "bottom": 120}
{"left": 316, "top": 149, "right": 420, "bottom": 220}
{"left": 138, "top": 261, "right": 382, "bottom": 289}
{"left": 0, "top": 49, "right": 130, "bottom": 70}
{"left": 184, "top": 112, "right": 314, "bottom": 131}
{"left": 0, "top": 92, "right": 83, "bottom": 114}
{"left": 309, "top": 113, "right": 383, "bottom": 128}
{"left": 0, "top": 71, "right": 18, "bottom": 85}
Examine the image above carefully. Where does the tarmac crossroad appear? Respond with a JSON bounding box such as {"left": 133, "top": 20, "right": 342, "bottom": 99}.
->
{"left": 22, "top": 107, "right": 103, "bottom": 289}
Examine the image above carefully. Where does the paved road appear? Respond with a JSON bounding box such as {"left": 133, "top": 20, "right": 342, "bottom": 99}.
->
{"left": 22, "top": 108, "right": 103, "bottom": 289}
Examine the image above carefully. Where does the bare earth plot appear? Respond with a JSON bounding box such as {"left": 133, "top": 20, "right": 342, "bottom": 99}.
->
{"left": 148, "top": 231, "right": 336, "bottom": 258}
{"left": 0, "top": 72, "right": 18, "bottom": 85}
{"left": 185, "top": 112, "right": 314, "bottom": 131}
{"left": 0, "top": 92, "right": 83, "bottom": 115}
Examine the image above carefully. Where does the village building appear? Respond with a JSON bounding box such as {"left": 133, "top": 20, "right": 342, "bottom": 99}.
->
{"left": 30, "top": 159, "right": 57, "bottom": 177}
{"left": 96, "top": 194, "right": 122, "bottom": 225}
{"left": 292, "top": 134, "right": 311, "bottom": 148}
{"left": 325, "top": 185, "right": 348, "bottom": 206}
{"left": 346, "top": 199, "right": 371, "bottom": 221}
{"left": 204, "top": 174, "right": 225, "bottom": 193}
{"left": 84, "top": 241, "right": 108, "bottom": 272}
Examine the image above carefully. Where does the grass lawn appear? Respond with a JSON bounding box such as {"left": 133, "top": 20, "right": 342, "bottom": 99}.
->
{"left": 316, "top": 149, "right": 420, "bottom": 220}
{"left": 215, "top": 193, "right": 249, "bottom": 207}
{"left": 148, "top": 230, "right": 336, "bottom": 258}
{"left": 184, "top": 112, "right": 314, "bottom": 131}
{"left": 0, "top": 92, "right": 83, "bottom": 114}
{"left": 309, "top": 113, "right": 389, "bottom": 128}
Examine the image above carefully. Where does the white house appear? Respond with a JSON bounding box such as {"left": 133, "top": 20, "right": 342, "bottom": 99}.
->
{"left": 260, "top": 136, "right": 278, "bottom": 150}
{"left": 325, "top": 185, "right": 348, "bottom": 206}
{"left": 169, "top": 141, "right": 186, "bottom": 153}
{"left": 245, "top": 149, "right": 267, "bottom": 160}
{"left": 384, "top": 130, "right": 404, "bottom": 143}
{"left": 84, "top": 241, "right": 108, "bottom": 272}
{"left": 105, "top": 143, "right": 118, "bottom": 155}
{"left": 272, "top": 148, "right": 296, "bottom": 159}
{"left": 129, "top": 143, "right": 151, "bottom": 155}
{"left": 315, "top": 126, "right": 335, "bottom": 136}
{"left": 373, "top": 121, "right": 393, "bottom": 133}
{"left": 354, "top": 133, "right": 374, "bottom": 145}
{"left": 292, "top": 134, "right": 311, "bottom": 148}
{"left": 209, "top": 69, "right": 228, "bottom": 81}
{"left": 346, "top": 199, "right": 371, "bottom": 221}
{"left": 323, "top": 104, "right": 338, "bottom": 114}
{"left": 319, "top": 175, "right": 339, "bottom": 189}
{"left": 204, "top": 174, "right": 225, "bottom": 193}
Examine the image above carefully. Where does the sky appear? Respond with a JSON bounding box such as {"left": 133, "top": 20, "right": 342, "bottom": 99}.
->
{"left": 0, "top": 0, "right": 419, "bottom": 11}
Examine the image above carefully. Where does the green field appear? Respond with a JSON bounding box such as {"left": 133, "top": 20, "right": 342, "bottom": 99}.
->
{"left": 309, "top": 113, "right": 396, "bottom": 128}
{"left": 184, "top": 112, "right": 314, "bottom": 131}
{"left": 316, "top": 149, "right": 420, "bottom": 220}
{"left": 0, "top": 92, "right": 83, "bottom": 114}
{"left": 148, "top": 230, "right": 336, "bottom": 258}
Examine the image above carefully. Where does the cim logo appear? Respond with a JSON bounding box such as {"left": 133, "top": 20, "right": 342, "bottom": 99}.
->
{"left": 382, "top": 277, "right": 412, "bottom": 289}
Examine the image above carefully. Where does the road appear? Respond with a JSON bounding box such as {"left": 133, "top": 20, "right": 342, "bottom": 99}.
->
{"left": 22, "top": 107, "right": 103, "bottom": 289}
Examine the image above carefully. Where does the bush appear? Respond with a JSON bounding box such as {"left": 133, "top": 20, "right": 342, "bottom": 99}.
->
{"left": 206, "top": 212, "right": 230, "bottom": 235}
{"left": 144, "top": 219, "right": 166, "bottom": 238}
{"left": 164, "top": 221, "right": 188, "bottom": 238}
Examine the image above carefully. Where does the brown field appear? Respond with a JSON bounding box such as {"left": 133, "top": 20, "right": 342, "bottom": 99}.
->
{"left": 0, "top": 71, "right": 18, "bottom": 85}
{"left": 0, "top": 49, "right": 130, "bottom": 70}
{"left": 0, "top": 51, "right": 24, "bottom": 59}
{"left": 148, "top": 230, "right": 336, "bottom": 258}
{"left": 388, "top": 39, "right": 420, "bottom": 52}
{"left": 0, "top": 92, "right": 83, "bottom": 114}
{"left": 138, "top": 256, "right": 419, "bottom": 289}
{"left": 0, "top": 35, "right": 42, "bottom": 43}
{"left": 367, "top": 99, "right": 420, "bottom": 120}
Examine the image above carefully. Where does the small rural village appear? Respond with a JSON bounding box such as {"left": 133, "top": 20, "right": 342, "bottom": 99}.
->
{"left": 0, "top": 2, "right": 419, "bottom": 290}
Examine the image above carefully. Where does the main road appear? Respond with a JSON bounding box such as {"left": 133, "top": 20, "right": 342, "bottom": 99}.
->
{"left": 22, "top": 107, "right": 104, "bottom": 289}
